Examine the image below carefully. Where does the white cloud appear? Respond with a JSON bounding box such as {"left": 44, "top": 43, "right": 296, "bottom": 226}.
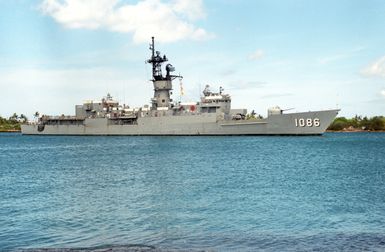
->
{"left": 248, "top": 49, "right": 264, "bottom": 60}
{"left": 260, "top": 93, "right": 293, "bottom": 99}
{"left": 40, "top": 0, "right": 213, "bottom": 43}
{"left": 318, "top": 54, "right": 347, "bottom": 65}
{"left": 172, "top": 0, "right": 206, "bottom": 20}
{"left": 318, "top": 46, "right": 366, "bottom": 65}
{"left": 361, "top": 56, "right": 385, "bottom": 78}
{"left": 381, "top": 90, "right": 385, "bottom": 97}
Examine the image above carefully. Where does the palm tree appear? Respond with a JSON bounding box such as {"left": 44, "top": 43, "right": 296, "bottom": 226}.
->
{"left": 9, "top": 113, "right": 18, "bottom": 122}
{"left": 33, "top": 111, "right": 40, "bottom": 122}
{"left": 19, "top": 114, "right": 28, "bottom": 123}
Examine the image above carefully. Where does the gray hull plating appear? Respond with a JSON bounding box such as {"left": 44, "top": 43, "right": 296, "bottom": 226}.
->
{"left": 21, "top": 37, "right": 340, "bottom": 136}
{"left": 21, "top": 109, "right": 339, "bottom": 135}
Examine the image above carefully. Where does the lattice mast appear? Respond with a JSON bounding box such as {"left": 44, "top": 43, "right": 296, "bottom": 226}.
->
{"left": 147, "top": 37, "right": 182, "bottom": 109}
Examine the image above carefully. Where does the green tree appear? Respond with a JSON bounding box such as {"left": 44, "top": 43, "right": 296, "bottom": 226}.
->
{"left": 0, "top": 114, "right": 21, "bottom": 131}
{"left": 19, "top": 114, "right": 28, "bottom": 123}
{"left": 328, "top": 115, "right": 385, "bottom": 131}
{"left": 9, "top": 113, "right": 18, "bottom": 122}
{"left": 368, "top": 116, "right": 385, "bottom": 131}
{"left": 328, "top": 117, "right": 349, "bottom": 131}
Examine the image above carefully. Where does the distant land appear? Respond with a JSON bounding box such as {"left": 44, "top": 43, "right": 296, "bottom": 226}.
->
{"left": 1, "top": 114, "right": 385, "bottom": 133}
{"left": 0, "top": 113, "right": 25, "bottom": 132}
{"left": 327, "top": 116, "right": 385, "bottom": 132}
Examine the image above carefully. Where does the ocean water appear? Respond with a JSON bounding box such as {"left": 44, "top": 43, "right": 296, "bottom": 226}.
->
{"left": 1, "top": 133, "right": 385, "bottom": 251}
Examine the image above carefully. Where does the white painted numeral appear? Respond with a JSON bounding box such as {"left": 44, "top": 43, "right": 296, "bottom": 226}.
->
{"left": 294, "top": 118, "right": 320, "bottom": 127}
{"left": 313, "top": 118, "right": 320, "bottom": 127}
{"left": 306, "top": 118, "right": 313, "bottom": 127}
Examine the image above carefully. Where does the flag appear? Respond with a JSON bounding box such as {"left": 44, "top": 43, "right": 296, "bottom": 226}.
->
{"left": 180, "top": 79, "right": 184, "bottom": 96}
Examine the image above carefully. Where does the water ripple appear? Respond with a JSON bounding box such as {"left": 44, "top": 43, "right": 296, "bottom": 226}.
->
{"left": 1, "top": 133, "right": 385, "bottom": 251}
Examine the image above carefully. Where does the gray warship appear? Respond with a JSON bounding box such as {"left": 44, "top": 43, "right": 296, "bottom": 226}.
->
{"left": 21, "top": 37, "right": 339, "bottom": 135}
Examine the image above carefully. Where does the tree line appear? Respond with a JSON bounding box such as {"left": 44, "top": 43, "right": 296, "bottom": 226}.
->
{"left": 0, "top": 113, "right": 28, "bottom": 131}
{"left": 327, "top": 115, "right": 385, "bottom": 131}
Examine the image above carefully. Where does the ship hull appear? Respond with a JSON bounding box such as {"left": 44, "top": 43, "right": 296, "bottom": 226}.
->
{"left": 21, "top": 109, "right": 339, "bottom": 136}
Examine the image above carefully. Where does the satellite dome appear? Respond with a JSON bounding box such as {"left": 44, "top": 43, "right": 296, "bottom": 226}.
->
{"left": 166, "top": 64, "right": 175, "bottom": 72}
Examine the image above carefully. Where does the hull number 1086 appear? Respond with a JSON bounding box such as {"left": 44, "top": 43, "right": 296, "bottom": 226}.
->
{"left": 294, "top": 118, "right": 320, "bottom": 127}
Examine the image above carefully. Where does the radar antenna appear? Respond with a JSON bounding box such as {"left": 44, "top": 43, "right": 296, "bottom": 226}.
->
{"left": 146, "top": 37, "right": 182, "bottom": 81}
{"left": 147, "top": 37, "right": 168, "bottom": 81}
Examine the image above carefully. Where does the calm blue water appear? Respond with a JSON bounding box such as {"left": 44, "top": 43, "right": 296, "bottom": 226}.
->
{"left": 1, "top": 133, "right": 385, "bottom": 251}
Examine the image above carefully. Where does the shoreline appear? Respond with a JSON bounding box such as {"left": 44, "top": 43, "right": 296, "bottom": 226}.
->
{"left": 326, "top": 130, "right": 385, "bottom": 133}
{"left": 0, "top": 130, "right": 21, "bottom": 133}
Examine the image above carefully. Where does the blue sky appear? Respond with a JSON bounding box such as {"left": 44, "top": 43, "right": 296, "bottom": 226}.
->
{"left": 1, "top": 0, "right": 385, "bottom": 119}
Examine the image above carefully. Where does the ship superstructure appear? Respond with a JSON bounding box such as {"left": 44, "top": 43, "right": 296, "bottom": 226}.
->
{"left": 21, "top": 37, "right": 339, "bottom": 135}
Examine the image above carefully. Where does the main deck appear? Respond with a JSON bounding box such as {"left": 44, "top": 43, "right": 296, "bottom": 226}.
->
{"left": 21, "top": 109, "right": 339, "bottom": 135}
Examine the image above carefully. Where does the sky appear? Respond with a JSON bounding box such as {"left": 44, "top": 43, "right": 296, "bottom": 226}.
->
{"left": 1, "top": 0, "right": 385, "bottom": 119}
